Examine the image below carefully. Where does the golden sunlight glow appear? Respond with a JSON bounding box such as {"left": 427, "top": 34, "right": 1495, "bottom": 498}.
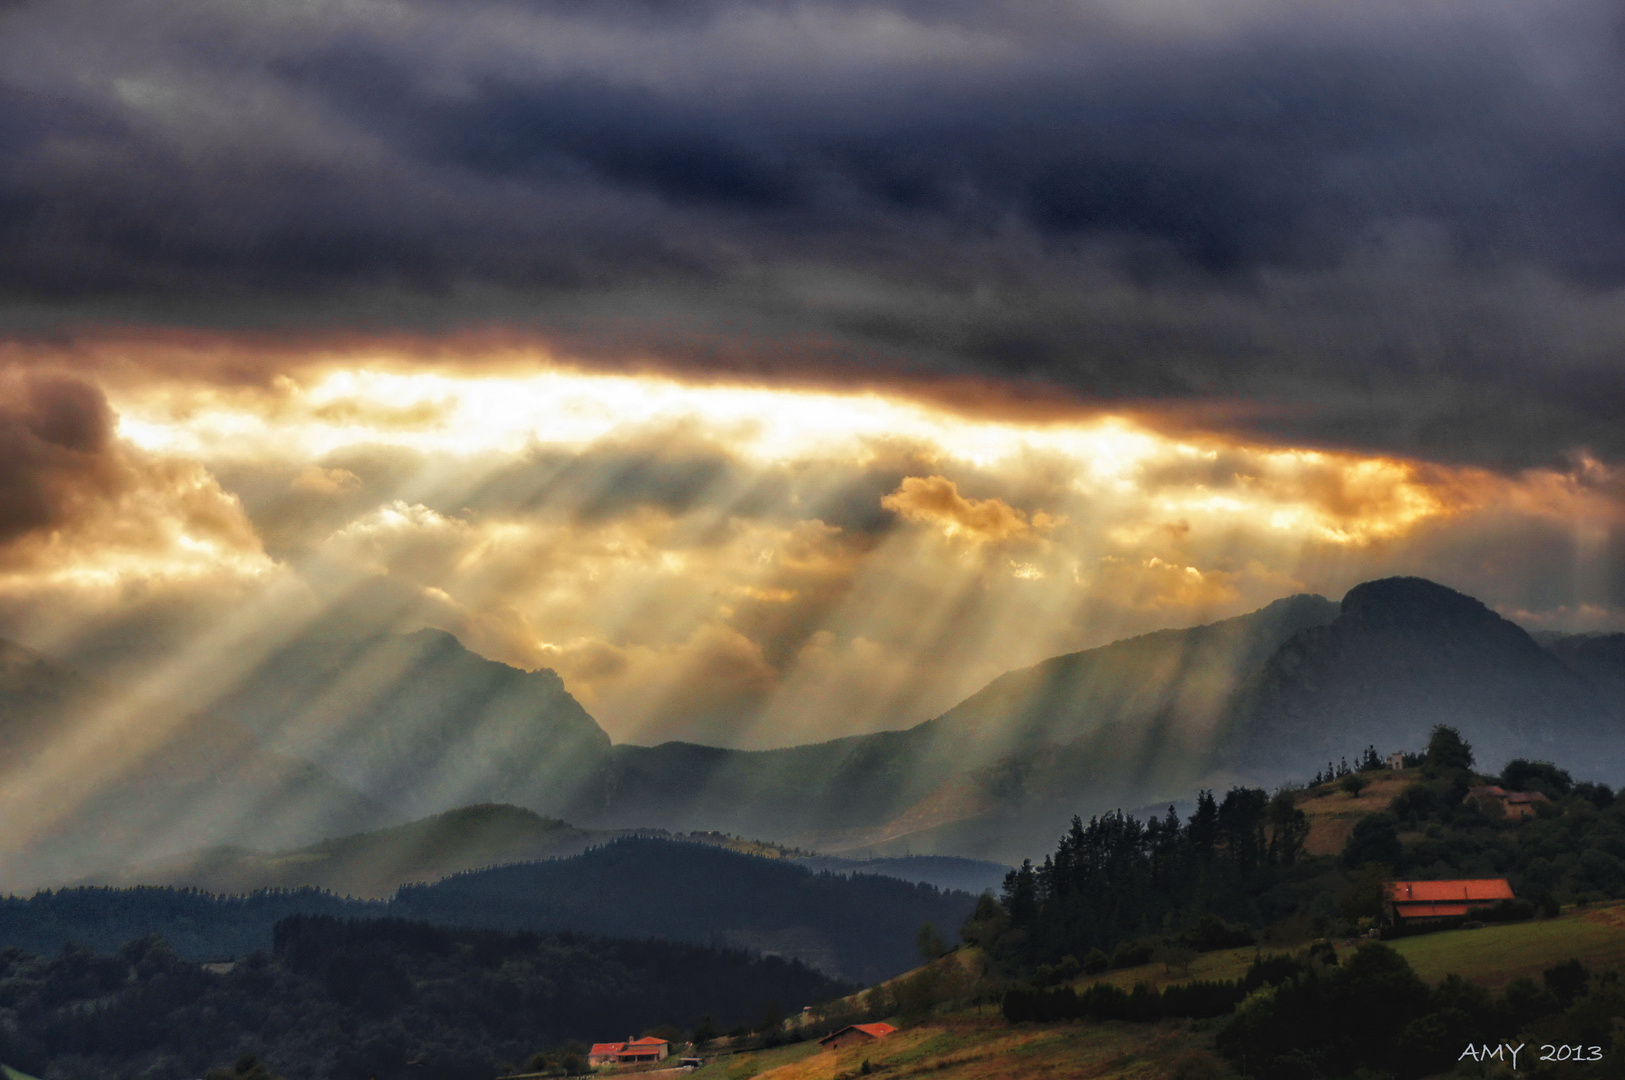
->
{"left": 112, "top": 366, "right": 1173, "bottom": 475}
{"left": 104, "top": 362, "right": 1471, "bottom": 551}
{"left": 8, "top": 349, "right": 1610, "bottom": 762}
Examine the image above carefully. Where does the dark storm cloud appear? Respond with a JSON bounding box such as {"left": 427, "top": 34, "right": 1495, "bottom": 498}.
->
{"left": 4, "top": 0, "right": 1625, "bottom": 467}
{"left": 0, "top": 372, "right": 120, "bottom": 545}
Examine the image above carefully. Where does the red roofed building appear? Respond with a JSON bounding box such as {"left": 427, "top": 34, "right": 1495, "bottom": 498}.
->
{"left": 587, "top": 1037, "right": 670, "bottom": 1068}
{"left": 819, "top": 1023, "right": 897, "bottom": 1052}
{"left": 1504, "top": 791, "right": 1552, "bottom": 818}
{"left": 1387, "top": 879, "right": 1515, "bottom": 922}
{"left": 1467, "top": 786, "right": 1553, "bottom": 819}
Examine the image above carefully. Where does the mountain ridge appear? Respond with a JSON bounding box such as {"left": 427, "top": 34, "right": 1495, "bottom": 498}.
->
{"left": 7, "top": 576, "right": 1624, "bottom": 879}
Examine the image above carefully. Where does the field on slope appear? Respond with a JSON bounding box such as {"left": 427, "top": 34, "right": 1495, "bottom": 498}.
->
{"left": 1297, "top": 770, "right": 1415, "bottom": 856}
{"left": 1389, "top": 903, "right": 1625, "bottom": 989}
{"left": 713, "top": 905, "right": 1625, "bottom": 1080}
{"left": 695, "top": 1016, "right": 1210, "bottom": 1080}
{"left": 1070, "top": 902, "right": 1625, "bottom": 993}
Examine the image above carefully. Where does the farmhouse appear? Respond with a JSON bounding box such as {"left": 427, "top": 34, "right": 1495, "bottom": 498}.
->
{"left": 587, "top": 1037, "right": 670, "bottom": 1067}
{"left": 1387, "top": 878, "right": 1514, "bottom": 922}
{"left": 1466, "top": 785, "right": 1552, "bottom": 819}
{"left": 819, "top": 1023, "right": 897, "bottom": 1051}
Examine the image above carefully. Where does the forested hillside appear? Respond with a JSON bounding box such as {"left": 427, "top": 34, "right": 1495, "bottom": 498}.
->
{"left": 970, "top": 726, "right": 1624, "bottom": 979}
{"left": 3, "top": 839, "right": 974, "bottom": 983}
{"left": 0, "top": 916, "right": 849, "bottom": 1080}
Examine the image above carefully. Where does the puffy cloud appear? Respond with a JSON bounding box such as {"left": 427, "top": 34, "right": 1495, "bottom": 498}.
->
{"left": 289, "top": 465, "right": 362, "bottom": 495}
{"left": 0, "top": 372, "right": 268, "bottom": 584}
{"left": 0, "top": 371, "right": 120, "bottom": 545}
{"left": 881, "top": 475, "right": 1055, "bottom": 545}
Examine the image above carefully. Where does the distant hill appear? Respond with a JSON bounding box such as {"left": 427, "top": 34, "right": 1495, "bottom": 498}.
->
{"left": 209, "top": 627, "right": 612, "bottom": 819}
{"left": 789, "top": 854, "right": 1012, "bottom": 896}
{"left": 87, "top": 804, "right": 612, "bottom": 898}
{"left": 13, "top": 577, "right": 1625, "bottom": 881}
{"left": 551, "top": 581, "right": 1625, "bottom": 862}
{"left": 0, "top": 639, "right": 394, "bottom": 893}
{"left": 554, "top": 595, "right": 1343, "bottom": 851}
{"left": 1223, "top": 578, "right": 1622, "bottom": 774}
{"left": 916, "top": 592, "right": 1343, "bottom": 766}
{"left": 1546, "top": 632, "right": 1625, "bottom": 715}
{"left": 3, "top": 838, "right": 975, "bottom": 984}
{"left": 89, "top": 804, "right": 844, "bottom": 901}
{"left": 0, "top": 915, "right": 850, "bottom": 1080}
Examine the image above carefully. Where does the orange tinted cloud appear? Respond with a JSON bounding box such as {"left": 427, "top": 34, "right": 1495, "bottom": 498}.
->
{"left": 0, "top": 357, "right": 1619, "bottom": 752}
{"left": 881, "top": 475, "right": 1057, "bottom": 544}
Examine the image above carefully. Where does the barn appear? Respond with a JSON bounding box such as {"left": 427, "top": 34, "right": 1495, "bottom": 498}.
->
{"left": 819, "top": 1023, "right": 897, "bottom": 1051}
{"left": 1386, "top": 879, "right": 1514, "bottom": 922}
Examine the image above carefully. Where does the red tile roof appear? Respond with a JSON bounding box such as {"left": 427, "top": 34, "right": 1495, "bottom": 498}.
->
{"left": 1388, "top": 879, "right": 1514, "bottom": 919}
{"left": 1387, "top": 879, "right": 1514, "bottom": 903}
{"left": 819, "top": 1023, "right": 898, "bottom": 1046}
{"left": 853, "top": 1024, "right": 896, "bottom": 1038}
{"left": 1505, "top": 791, "right": 1551, "bottom": 804}
{"left": 589, "top": 1037, "right": 669, "bottom": 1059}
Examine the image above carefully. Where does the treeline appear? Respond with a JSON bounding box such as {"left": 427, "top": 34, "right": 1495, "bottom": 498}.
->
{"left": 1003, "top": 942, "right": 1337, "bottom": 1024}
{"left": 967, "top": 787, "right": 1313, "bottom": 969}
{"left": 0, "top": 885, "right": 361, "bottom": 958}
{"left": 0, "top": 838, "right": 975, "bottom": 983}
{"left": 1003, "top": 938, "right": 1625, "bottom": 1080}
{"left": 0, "top": 915, "right": 851, "bottom": 1080}
{"left": 972, "top": 727, "right": 1625, "bottom": 972}
{"left": 1003, "top": 978, "right": 1245, "bottom": 1023}
{"left": 1218, "top": 944, "right": 1625, "bottom": 1080}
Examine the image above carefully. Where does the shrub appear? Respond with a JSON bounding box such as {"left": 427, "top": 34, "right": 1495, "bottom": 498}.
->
{"left": 1469, "top": 898, "right": 1534, "bottom": 923}
{"left": 1342, "top": 816, "right": 1402, "bottom": 869}
{"left": 1243, "top": 954, "right": 1308, "bottom": 992}
{"left": 1177, "top": 914, "right": 1256, "bottom": 953}
{"left": 1110, "top": 939, "right": 1155, "bottom": 969}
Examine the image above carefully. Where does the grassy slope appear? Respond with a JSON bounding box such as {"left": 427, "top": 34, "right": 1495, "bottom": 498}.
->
{"left": 1298, "top": 770, "right": 1414, "bottom": 856}
{"left": 730, "top": 908, "right": 1625, "bottom": 1080}
{"left": 1388, "top": 903, "right": 1625, "bottom": 990}
{"left": 698, "top": 1017, "right": 1203, "bottom": 1080}
{"left": 712, "top": 903, "right": 1625, "bottom": 1080}
{"left": 1074, "top": 903, "right": 1625, "bottom": 993}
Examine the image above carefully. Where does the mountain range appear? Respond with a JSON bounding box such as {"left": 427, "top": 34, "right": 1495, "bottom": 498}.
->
{"left": 3, "top": 575, "right": 1622, "bottom": 881}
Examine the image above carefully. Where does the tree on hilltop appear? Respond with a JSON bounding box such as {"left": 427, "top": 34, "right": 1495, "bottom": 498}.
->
{"left": 1424, "top": 725, "right": 1474, "bottom": 771}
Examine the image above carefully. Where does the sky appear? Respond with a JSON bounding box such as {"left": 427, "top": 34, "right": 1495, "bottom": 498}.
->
{"left": 0, "top": 0, "right": 1622, "bottom": 749}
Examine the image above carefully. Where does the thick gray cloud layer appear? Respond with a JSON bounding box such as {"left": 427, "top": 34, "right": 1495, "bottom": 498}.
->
{"left": 4, "top": 0, "right": 1625, "bottom": 466}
